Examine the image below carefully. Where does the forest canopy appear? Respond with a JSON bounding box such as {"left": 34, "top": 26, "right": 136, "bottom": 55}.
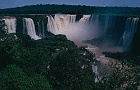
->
{"left": 0, "top": 4, "right": 140, "bottom": 15}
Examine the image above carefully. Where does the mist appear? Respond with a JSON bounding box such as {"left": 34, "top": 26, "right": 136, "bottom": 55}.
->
{"left": 58, "top": 21, "right": 101, "bottom": 46}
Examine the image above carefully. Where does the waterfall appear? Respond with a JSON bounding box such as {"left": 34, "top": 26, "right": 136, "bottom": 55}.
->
{"left": 79, "top": 15, "right": 91, "bottom": 23}
{"left": 68, "top": 15, "right": 77, "bottom": 23}
{"left": 1, "top": 15, "right": 139, "bottom": 51}
{"left": 47, "top": 14, "right": 76, "bottom": 34}
{"left": 23, "top": 18, "right": 26, "bottom": 34}
{"left": 23, "top": 18, "right": 41, "bottom": 40}
{"left": 54, "top": 14, "right": 76, "bottom": 33}
{"left": 92, "top": 63, "right": 101, "bottom": 83}
{"left": 37, "top": 21, "right": 41, "bottom": 36}
{"left": 37, "top": 20, "right": 45, "bottom": 37}
{"left": 89, "top": 15, "right": 103, "bottom": 38}
{"left": 42, "top": 20, "right": 45, "bottom": 37}
{"left": 121, "top": 18, "right": 139, "bottom": 51}
{"left": 47, "top": 15, "right": 58, "bottom": 34}
{"left": 103, "top": 16, "right": 115, "bottom": 34}
{"left": 3, "top": 17, "right": 16, "bottom": 33}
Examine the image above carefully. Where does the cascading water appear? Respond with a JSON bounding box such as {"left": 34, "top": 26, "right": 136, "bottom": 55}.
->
{"left": 3, "top": 17, "right": 16, "bottom": 33}
{"left": 42, "top": 20, "right": 45, "bottom": 37}
{"left": 47, "top": 14, "right": 76, "bottom": 34}
{"left": 92, "top": 62, "right": 101, "bottom": 83}
{"left": 23, "top": 18, "right": 41, "bottom": 40}
{"left": 47, "top": 14, "right": 140, "bottom": 51}
{"left": 103, "top": 16, "right": 116, "bottom": 34}
{"left": 23, "top": 19, "right": 26, "bottom": 34}
{"left": 54, "top": 14, "right": 76, "bottom": 33}
{"left": 37, "top": 21, "right": 41, "bottom": 36}
{"left": 37, "top": 20, "right": 45, "bottom": 37}
{"left": 47, "top": 14, "right": 102, "bottom": 45}
{"left": 2, "top": 15, "right": 139, "bottom": 51}
{"left": 69, "top": 15, "right": 77, "bottom": 23}
{"left": 89, "top": 15, "right": 103, "bottom": 38}
{"left": 121, "top": 18, "right": 139, "bottom": 51}
{"left": 1, "top": 15, "right": 140, "bottom": 83}
{"left": 47, "top": 15, "right": 58, "bottom": 34}
{"left": 56, "top": 14, "right": 97, "bottom": 44}
{"left": 79, "top": 15, "right": 91, "bottom": 23}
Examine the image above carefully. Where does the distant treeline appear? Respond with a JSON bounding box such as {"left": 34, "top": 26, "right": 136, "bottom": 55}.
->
{"left": 0, "top": 4, "right": 140, "bottom": 15}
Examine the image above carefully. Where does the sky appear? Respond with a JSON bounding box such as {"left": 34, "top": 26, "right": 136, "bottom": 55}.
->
{"left": 0, "top": 0, "right": 140, "bottom": 9}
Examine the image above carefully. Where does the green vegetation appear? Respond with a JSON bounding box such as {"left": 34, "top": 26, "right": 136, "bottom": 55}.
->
{"left": 0, "top": 19, "right": 140, "bottom": 90}
{"left": 0, "top": 64, "right": 52, "bottom": 90}
{"left": 0, "top": 4, "right": 140, "bottom": 15}
{"left": 0, "top": 4, "right": 94, "bottom": 14}
{"left": 0, "top": 19, "right": 95, "bottom": 90}
{"left": 48, "top": 49, "right": 94, "bottom": 90}
{"left": 102, "top": 52, "right": 140, "bottom": 65}
{"left": 94, "top": 62, "right": 140, "bottom": 90}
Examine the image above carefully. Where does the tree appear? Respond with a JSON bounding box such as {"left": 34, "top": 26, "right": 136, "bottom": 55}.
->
{"left": 48, "top": 49, "right": 95, "bottom": 90}
{"left": 0, "top": 64, "right": 52, "bottom": 90}
{"left": 94, "top": 61, "right": 140, "bottom": 90}
{"left": 0, "top": 19, "right": 7, "bottom": 39}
